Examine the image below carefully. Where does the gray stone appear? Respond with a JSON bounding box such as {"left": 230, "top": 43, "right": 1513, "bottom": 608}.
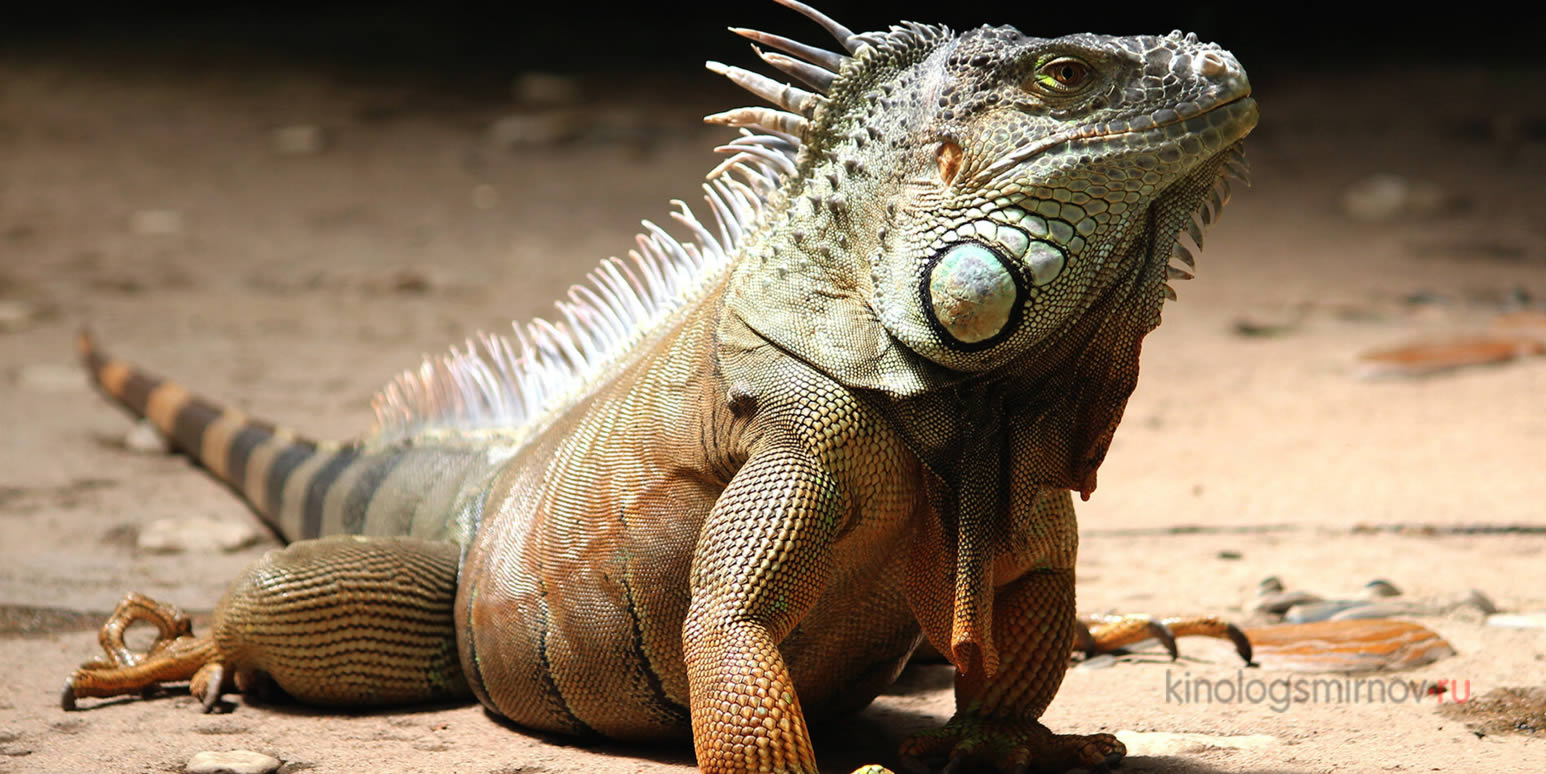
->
{"left": 1487, "top": 612, "right": 1546, "bottom": 630}
{"left": 129, "top": 209, "right": 184, "bottom": 235}
{"left": 489, "top": 111, "right": 585, "bottom": 147}
{"left": 1341, "top": 173, "right": 1447, "bottom": 222}
{"left": 0, "top": 300, "right": 47, "bottom": 332}
{"left": 185, "top": 750, "right": 280, "bottom": 774}
{"left": 123, "top": 420, "right": 172, "bottom": 454}
{"left": 15, "top": 363, "right": 87, "bottom": 392}
{"left": 1285, "top": 599, "right": 1367, "bottom": 623}
{"left": 1252, "top": 589, "right": 1322, "bottom": 615}
{"left": 138, "top": 517, "right": 263, "bottom": 554}
{"left": 512, "top": 73, "right": 583, "bottom": 106}
{"left": 271, "top": 125, "right": 327, "bottom": 155}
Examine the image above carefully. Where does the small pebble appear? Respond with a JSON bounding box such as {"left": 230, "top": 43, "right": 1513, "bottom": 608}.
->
{"left": 16, "top": 363, "right": 87, "bottom": 392}
{"left": 123, "top": 420, "right": 172, "bottom": 454}
{"left": 1252, "top": 589, "right": 1322, "bottom": 616}
{"left": 488, "top": 111, "right": 584, "bottom": 147}
{"left": 0, "top": 300, "right": 47, "bottom": 332}
{"left": 1286, "top": 599, "right": 1369, "bottom": 623}
{"left": 1341, "top": 173, "right": 1446, "bottom": 222}
{"left": 471, "top": 184, "right": 500, "bottom": 210}
{"left": 0, "top": 727, "right": 26, "bottom": 757}
{"left": 271, "top": 125, "right": 326, "bottom": 155}
{"left": 1487, "top": 612, "right": 1546, "bottom": 630}
{"left": 1444, "top": 589, "right": 1498, "bottom": 617}
{"left": 511, "top": 72, "right": 582, "bottom": 106}
{"left": 130, "top": 210, "right": 184, "bottom": 236}
{"left": 185, "top": 749, "right": 280, "bottom": 774}
{"left": 1325, "top": 601, "right": 1419, "bottom": 621}
{"left": 374, "top": 268, "right": 433, "bottom": 295}
{"left": 138, "top": 517, "right": 262, "bottom": 554}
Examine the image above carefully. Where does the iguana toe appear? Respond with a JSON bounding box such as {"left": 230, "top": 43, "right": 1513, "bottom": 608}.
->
{"left": 1078, "top": 613, "right": 1254, "bottom": 665}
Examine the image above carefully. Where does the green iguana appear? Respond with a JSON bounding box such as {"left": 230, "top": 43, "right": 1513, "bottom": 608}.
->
{"left": 63, "top": 1, "right": 1258, "bottom": 771}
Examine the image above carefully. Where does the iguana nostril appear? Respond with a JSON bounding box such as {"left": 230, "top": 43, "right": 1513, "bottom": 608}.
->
{"left": 1199, "top": 52, "right": 1227, "bottom": 77}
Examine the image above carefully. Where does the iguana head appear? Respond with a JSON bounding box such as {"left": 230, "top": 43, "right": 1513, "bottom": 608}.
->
{"left": 717, "top": 6, "right": 1256, "bottom": 388}
{"left": 855, "top": 27, "right": 1256, "bottom": 372}
{"left": 712, "top": 4, "right": 1256, "bottom": 493}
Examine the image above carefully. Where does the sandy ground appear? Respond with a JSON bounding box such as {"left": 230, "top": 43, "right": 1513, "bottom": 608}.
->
{"left": 1, "top": 39, "right": 1544, "bottom": 774}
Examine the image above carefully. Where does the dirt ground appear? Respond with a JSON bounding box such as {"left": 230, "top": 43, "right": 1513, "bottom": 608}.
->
{"left": 1, "top": 33, "right": 1544, "bottom": 774}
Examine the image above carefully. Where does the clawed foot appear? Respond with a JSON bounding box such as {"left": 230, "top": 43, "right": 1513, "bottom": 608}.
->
{"left": 901, "top": 715, "right": 1124, "bottom": 773}
{"left": 1075, "top": 613, "right": 1254, "bottom": 665}
{"left": 62, "top": 592, "right": 222, "bottom": 711}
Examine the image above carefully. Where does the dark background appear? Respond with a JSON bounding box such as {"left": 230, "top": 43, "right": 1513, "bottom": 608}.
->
{"left": 2, "top": 2, "right": 1533, "bottom": 84}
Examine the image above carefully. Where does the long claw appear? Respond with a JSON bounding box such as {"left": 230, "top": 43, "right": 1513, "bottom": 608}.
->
{"left": 1146, "top": 619, "right": 1180, "bottom": 660}
{"left": 1079, "top": 613, "right": 1253, "bottom": 664}
{"left": 195, "top": 663, "right": 226, "bottom": 712}
{"left": 64, "top": 592, "right": 218, "bottom": 708}
{"left": 1073, "top": 619, "right": 1097, "bottom": 656}
{"left": 1224, "top": 621, "right": 1255, "bottom": 664}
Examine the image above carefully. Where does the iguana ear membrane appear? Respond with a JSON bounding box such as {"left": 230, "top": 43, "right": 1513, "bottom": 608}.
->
{"left": 921, "top": 242, "right": 1023, "bottom": 350}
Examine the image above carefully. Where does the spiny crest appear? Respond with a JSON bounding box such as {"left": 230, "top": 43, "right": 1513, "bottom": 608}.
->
{"left": 704, "top": 1, "right": 949, "bottom": 150}
{"left": 370, "top": 1, "right": 871, "bottom": 440}
{"left": 1160, "top": 143, "right": 1251, "bottom": 303}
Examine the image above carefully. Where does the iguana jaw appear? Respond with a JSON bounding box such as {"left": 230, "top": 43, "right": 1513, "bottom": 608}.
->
{"left": 974, "top": 93, "right": 1258, "bottom": 186}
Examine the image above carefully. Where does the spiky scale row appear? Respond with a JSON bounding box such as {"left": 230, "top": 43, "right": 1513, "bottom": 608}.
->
{"left": 372, "top": 7, "right": 859, "bottom": 446}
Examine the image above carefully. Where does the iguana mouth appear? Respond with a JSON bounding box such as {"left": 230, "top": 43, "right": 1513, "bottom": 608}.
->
{"left": 1081, "top": 92, "right": 1257, "bottom": 142}
{"left": 974, "top": 94, "right": 1258, "bottom": 184}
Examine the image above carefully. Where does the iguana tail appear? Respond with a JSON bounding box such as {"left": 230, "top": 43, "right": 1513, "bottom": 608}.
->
{"left": 78, "top": 332, "right": 489, "bottom": 545}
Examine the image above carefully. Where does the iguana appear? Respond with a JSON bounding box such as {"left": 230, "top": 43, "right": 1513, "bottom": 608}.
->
{"left": 62, "top": 1, "right": 1258, "bottom": 771}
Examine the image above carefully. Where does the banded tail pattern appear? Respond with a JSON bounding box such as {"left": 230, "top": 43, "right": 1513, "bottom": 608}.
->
{"left": 79, "top": 332, "right": 358, "bottom": 541}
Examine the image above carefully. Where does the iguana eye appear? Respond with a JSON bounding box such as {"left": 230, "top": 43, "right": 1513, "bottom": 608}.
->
{"left": 1030, "top": 57, "right": 1093, "bottom": 93}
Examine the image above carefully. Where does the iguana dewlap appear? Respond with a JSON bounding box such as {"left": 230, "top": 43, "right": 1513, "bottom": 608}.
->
{"left": 64, "top": 2, "right": 1257, "bottom": 772}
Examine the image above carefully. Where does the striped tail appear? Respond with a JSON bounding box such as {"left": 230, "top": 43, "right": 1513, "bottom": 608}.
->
{"left": 80, "top": 332, "right": 363, "bottom": 543}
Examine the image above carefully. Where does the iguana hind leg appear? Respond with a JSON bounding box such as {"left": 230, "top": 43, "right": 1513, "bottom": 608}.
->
{"left": 64, "top": 535, "right": 470, "bottom": 711}
{"left": 1076, "top": 613, "right": 1254, "bottom": 664}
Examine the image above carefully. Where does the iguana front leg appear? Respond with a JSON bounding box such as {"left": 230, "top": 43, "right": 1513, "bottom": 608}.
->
{"left": 903, "top": 568, "right": 1124, "bottom": 772}
{"left": 682, "top": 441, "right": 879, "bottom": 774}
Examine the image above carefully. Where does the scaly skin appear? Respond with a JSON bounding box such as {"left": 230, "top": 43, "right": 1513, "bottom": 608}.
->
{"left": 64, "top": 3, "right": 1258, "bottom": 772}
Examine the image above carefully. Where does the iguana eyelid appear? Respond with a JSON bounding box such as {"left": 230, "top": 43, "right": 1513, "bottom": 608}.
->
{"left": 1026, "top": 56, "right": 1096, "bottom": 96}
